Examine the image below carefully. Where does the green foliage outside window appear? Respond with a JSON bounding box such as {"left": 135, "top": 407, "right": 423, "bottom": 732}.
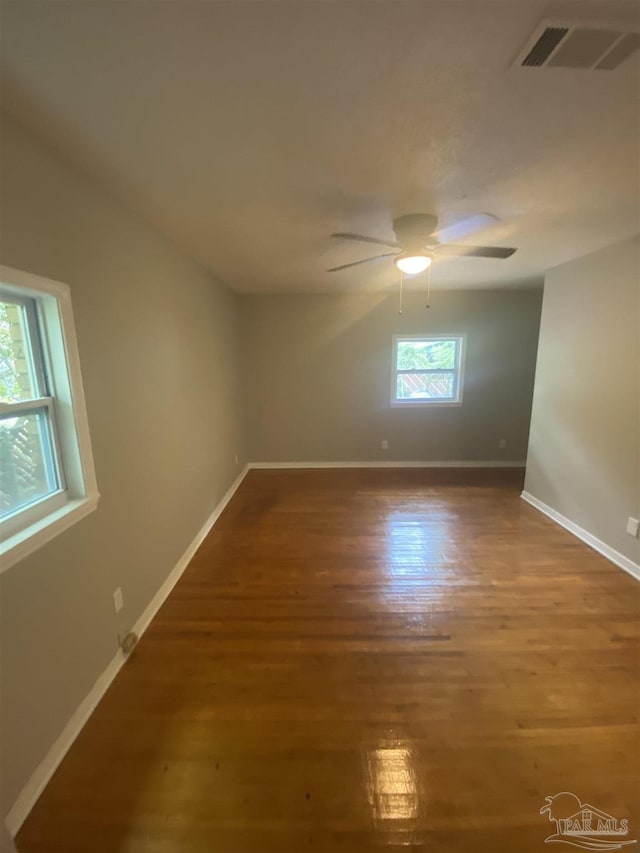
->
{"left": 396, "top": 339, "right": 456, "bottom": 370}
{"left": 0, "top": 301, "right": 23, "bottom": 403}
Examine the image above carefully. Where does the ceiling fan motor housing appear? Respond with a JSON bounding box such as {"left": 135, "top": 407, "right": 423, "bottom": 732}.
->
{"left": 392, "top": 213, "right": 438, "bottom": 250}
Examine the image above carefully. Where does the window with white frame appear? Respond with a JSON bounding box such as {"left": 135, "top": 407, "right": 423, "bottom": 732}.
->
{"left": 392, "top": 336, "right": 465, "bottom": 406}
{"left": 0, "top": 266, "right": 98, "bottom": 571}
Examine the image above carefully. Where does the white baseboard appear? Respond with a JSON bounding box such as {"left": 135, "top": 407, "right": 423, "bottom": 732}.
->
{"left": 521, "top": 491, "right": 640, "bottom": 581}
{"left": 6, "top": 647, "right": 125, "bottom": 837}
{"left": 1, "top": 819, "right": 17, "bottom": 853}
{"left": 130, "top": 464, "right": 249, "bottom": 640}
{"left": 5, "top": 464, "right": 249, "bottom": 837}
{"left": 249, "top": 460, "right": 526, "bottom": 469}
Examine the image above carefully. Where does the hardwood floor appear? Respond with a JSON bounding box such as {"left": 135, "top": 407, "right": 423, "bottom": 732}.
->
{"left": 16, "top": 469, "right": 640, "bottom": 853}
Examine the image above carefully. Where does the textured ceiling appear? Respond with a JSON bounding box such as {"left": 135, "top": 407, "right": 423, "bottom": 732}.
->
{"left": 1, "top": 0, "right": 639, "bottom": 292}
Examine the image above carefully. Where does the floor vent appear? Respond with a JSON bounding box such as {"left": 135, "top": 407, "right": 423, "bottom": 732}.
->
{"left": 515, "top": 20, "right": 640, "bottom": 70}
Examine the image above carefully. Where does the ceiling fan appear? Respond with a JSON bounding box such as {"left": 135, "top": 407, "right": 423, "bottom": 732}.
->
{"left": 327, "top": 213, "right": 516, "bottom": 274}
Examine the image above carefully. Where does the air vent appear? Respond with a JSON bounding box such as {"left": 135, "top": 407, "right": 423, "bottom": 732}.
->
{"left": 522, "top": 27, "right": 569, "bottom": 66}
{"left": 514, "top": 20, "right": 640, "bottom": 71}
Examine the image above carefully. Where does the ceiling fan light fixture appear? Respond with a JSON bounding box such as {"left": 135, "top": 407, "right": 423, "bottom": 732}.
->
{"left": 394, "top": 253, "right": 432, "bottom": 275}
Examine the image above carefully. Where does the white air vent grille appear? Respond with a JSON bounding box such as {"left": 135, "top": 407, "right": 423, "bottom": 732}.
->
{"left": 515, "top": 20, "right": 640, "bottom": 71}
{"left": 522, "top": 27, "right": 569, "bottom": 66}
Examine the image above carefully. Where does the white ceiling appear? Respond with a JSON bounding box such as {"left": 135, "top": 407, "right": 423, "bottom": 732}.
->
{"left": 1, "top": 0, "right": 639, "bottom": 293}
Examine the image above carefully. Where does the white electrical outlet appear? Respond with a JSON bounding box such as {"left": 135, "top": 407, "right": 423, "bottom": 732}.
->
{"left": 499, "top": 438, "right": 507, "bottom": 449}
{"left": 626, "top": 517, "right": 639, "bottom": 538}
{"left": 113, "top": 587, "right": 123, "bottom": 614}
{"left": 235, "top": 454, "right": 239, "bottom": 465}
{"left": 381, "top": 440, "right": 389, "bottom": 450}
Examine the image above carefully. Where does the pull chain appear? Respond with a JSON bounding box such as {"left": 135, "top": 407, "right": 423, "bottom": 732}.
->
{"left": 398, "top": 269, "right": 404, "bottom": 315}
{"left": 426, "top": 264, "right": 431, "bottom": 309}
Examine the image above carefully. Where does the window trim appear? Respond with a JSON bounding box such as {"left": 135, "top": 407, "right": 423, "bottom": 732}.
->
{"left": 391, "top": 334, "right": 466, "bottom": 408}
{"left": 0, "top": 265, "right": 99, "bottom": 572}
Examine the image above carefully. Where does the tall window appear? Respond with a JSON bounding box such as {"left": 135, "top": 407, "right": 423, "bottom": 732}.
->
{"left": 1, "top": 295, "right": 63, "bottom": 520}
{"left": 392, "top": 336, "right": 465, "bottom": 406}
{"left": 0, "top": 266, "right": 98, "bottom": 571}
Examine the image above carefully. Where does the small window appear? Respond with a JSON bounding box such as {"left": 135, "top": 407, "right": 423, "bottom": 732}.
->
{"left": 392, "top": 335, "right": 465, "bottom": 406}
{"left": 1, "top": 266, "right": 98, "bottom": 571}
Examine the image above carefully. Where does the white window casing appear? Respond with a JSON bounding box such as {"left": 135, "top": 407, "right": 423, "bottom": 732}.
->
{"left": 0, "top": 265, "right": 99, "bottom": 572}
{"left": 391, "top": 335, "right": 466, "bottom": 407}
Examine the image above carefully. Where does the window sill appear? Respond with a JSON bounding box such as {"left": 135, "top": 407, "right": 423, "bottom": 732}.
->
{"left": 0, "top": 493, "right": 100, "bottom": 574}
{"left": 391, "top": 400, "right": 464, "bottom": 408}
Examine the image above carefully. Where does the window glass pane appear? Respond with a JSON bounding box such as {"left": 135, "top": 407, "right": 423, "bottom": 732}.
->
{"left": 0, "top": 410, "right": 59, "bottom": 518}
{"left": 396, "top": 372, "right": 455, "bottom": 400}
{"left": 0, "top": 300, "right": 39, "bottom": 403}
{"left": 396, "top": 339, "right": 456, "bottom": 370}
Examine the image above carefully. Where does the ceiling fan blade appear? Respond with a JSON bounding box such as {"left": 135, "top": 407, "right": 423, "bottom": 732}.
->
{"left": 326, "top": 253, "right": 397, "bottom": 272}
{"left": 331, "top": 232, "right": 401, "bottom": 250}
{"left": 433, "top": 213, "right": 498, "bottom": 244}
{"left": 434, "top": 244, "right": 517, "bottom": 259}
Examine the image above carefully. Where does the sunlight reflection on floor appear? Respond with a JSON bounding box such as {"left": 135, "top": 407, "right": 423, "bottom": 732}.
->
{"left": 364, "top": 742, "right": 419, "bottom": 822}
{"left": 383, "top": 508, "right": 459, "bottom": 596}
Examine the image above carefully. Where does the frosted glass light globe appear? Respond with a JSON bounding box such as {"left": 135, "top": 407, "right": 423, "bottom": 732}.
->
{"left": 394, "top": 254, "right": 432, "bottom": 275}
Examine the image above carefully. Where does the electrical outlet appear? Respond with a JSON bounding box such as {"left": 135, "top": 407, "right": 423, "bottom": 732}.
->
{"left": 234, "top": 454, "right": 239, "bottom": 465}
{"left": 498, "top": 438, "right": 507, "bottom": 449}
{"left": 626, "top": 517, "right": 639, "bottom": 538}
{"left": 113, "top": 587, "right": 123, "bottom": 614}
{"left": 120, "top": 631, "right": 138, "bottom": 656}
{"left": 381, "top": 440, "right": 389, "bottom": 450}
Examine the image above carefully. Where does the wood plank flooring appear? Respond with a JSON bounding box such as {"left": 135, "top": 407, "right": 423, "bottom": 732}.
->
{"left": 16, "top": 469, "right": 640, "bottom": 852}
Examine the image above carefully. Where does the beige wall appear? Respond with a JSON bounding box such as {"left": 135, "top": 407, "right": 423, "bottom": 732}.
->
{"left": 240, "top": 289, "right": 542, "bottom": 463}
{"left": 524, "top": 235, "right": 640, "bottom": 566}
{"left": 0, "top": 113, "right": 246, "bottom": 818}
